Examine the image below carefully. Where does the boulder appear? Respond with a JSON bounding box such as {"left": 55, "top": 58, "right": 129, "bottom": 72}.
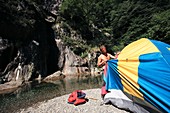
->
{"left": 43, "top": 71, "right": 65, "bottom": 81}
{"left": 55, "top": 39, "right": 88, "bottom": 75}
{"left": 0, "top": 81, "right": 23, "bottom": 95}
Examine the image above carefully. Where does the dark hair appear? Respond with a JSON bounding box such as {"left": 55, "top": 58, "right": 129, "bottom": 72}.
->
{"left": 99, "top": 45, "right": 106, "bottom": 51}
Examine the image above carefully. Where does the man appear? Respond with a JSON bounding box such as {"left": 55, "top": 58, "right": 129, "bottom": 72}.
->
{"left": 97, "top": 45, "right": 115, "bottom": 68}
{"left": 97, "top": 45, "right": 115, "bottom": 99}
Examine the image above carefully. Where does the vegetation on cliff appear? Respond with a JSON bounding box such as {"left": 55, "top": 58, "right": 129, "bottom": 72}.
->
{"left": 0, "top": 0, "right": 170, "bottom": 81}
{"left": 0, "top": 0, "right": 60, "bottom": 81}
{"left": 1, "top": 0, "right": 170, "bottom": 56}
{"left": 59, "top": 0, "right": 170, "bottom": 55}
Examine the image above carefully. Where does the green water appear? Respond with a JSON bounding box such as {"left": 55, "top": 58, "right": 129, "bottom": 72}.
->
{"left": 0, "top": 75, "right": 103, "bottom": 113}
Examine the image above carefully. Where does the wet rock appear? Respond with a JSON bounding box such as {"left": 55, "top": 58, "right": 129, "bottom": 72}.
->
{"left": 0, "top": 38, "right": 16, "bottom": 76}
{"left": 43, "top": 71, "right": 65, "bottom": 81}
{"left": 0, "top": 81, "right": 23, "bottom": 95}
{"left": 0, "top": 78, "right": 4, "bottom": 84}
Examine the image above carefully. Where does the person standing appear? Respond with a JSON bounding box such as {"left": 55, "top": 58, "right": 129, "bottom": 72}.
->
{"left": 97, "top": 45, "right": 115, "bottom": 99}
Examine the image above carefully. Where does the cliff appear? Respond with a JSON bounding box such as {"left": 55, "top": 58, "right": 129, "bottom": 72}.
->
{"left": 0, "top": 0, "right": 96, "bottom": 93}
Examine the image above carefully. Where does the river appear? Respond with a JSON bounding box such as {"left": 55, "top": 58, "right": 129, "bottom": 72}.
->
{"left": 0, "top": 75, "right": 103, "bottom": 113}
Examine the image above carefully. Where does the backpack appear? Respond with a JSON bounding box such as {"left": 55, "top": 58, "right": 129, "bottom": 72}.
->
{"left": 68, "top": 90, "right": 87, "bottom": 106}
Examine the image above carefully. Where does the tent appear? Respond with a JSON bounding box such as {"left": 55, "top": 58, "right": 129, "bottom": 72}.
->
{"left": 104, "top": 38, "right": 170, "bottom": 113}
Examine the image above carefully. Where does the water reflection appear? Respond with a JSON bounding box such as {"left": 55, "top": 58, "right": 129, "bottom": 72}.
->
{"left": 0, "top": 75, "right": 102, "bottom": 113}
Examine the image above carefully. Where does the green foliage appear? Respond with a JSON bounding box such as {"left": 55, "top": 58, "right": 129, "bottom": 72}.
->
{"left": 62, "top": 35, "right": 89, "bottom": 56}
{"left": 2, "top": 0, "right": 170, "bottom": 56}
{"left": 80, "top": 52, "right": 88, "bottom": 59}
{"left": 1, "top": 0, "right": 37, "bottom": 28}
{"left": 0, "top": 0, "right": 57, "bottom": 30}
{"left": 147, "top": 9, "right": 170, "bottom": 43}
{"left": 59, "top": 0, "right": 170, "bottom": 54}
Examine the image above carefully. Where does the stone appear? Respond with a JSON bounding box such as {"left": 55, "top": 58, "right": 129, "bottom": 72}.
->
{"left": 43, "top": 71, "right": 65, "bottom": 81}
{"left": 0, "top": 81, "right": 23, "bottom": 94}
{"left": 55, "top": 39, "right": 88, "bottom": 75}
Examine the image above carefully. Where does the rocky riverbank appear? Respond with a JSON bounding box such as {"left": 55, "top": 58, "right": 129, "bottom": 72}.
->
{"left": 18, "top": 88, "right": 129, "bottom": 113}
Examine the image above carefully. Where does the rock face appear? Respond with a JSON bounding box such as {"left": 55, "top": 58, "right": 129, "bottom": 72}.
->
{"left": 0, "top": 38, "right": 17, "bottom": 83}
{"left": 0, "top": 25, "right": 60, "bottom": 94}
{"left": 0, "top": 24, "right": 60, "bottom": 81}
{"left": 0, "top": 27, "right": 90, "bottom": 85}
{"left": 0, "top": 0, "right": 62, "bottom": 84}
{"left": 0, "top": 0, "right": 96, "bottom": 95}
{"left": 0, "top": 38, "right": 14, "bottom": 74}
{"left": 55, "top": 39, "right": 88, "bottom": 75}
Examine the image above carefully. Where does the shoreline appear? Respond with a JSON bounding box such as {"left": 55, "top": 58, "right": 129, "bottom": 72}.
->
{"left": 18, "top": 88, "right": 129, "bottom": 113}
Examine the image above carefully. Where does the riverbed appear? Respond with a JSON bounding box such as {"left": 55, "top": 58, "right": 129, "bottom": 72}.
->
{"left": 18, "top": 89, "right": 129, "bottom": 113}
{"left": 0, "top": 75, "right": 103, "bottom": 113}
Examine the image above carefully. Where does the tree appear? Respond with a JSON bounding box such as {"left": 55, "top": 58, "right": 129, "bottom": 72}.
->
{"left": 59, "top": 0, "right": 170, "bottom": 53}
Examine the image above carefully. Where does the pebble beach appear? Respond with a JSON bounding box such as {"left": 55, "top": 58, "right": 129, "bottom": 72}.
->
{"left": 18, "top": 88, "right": 129, "bottom": 113}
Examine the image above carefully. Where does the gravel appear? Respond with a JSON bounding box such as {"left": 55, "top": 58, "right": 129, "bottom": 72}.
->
{"left": 18, "top": 88, "right": 129, "bottom": 113}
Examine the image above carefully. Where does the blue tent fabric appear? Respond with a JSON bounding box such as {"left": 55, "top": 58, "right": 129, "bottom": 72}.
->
{"left": 104, "top": 38, "right": 170, "bottom": 112}
{"left": 106, "top": 60, "right": 123, "bottom": 90}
